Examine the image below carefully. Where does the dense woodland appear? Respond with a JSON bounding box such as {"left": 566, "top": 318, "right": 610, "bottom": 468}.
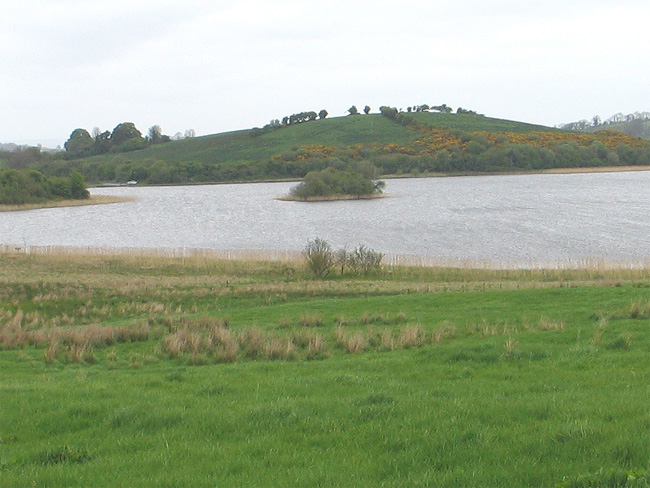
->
{"left": 2, "top": 107, "right": 650, "bottom": 189}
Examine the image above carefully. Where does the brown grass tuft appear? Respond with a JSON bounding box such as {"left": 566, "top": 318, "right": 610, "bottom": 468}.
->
{"left": 536, "top": 316, "right": 565, "bottom": 331}
{"left": 399, "top": 324, "right": 426, "bottom": 348}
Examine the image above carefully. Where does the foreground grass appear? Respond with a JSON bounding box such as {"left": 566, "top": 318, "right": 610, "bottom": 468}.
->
{"left": 2, "top": 250, "right": 650, "bottom": 487}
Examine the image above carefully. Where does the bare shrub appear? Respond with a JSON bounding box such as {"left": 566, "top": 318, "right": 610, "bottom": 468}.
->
{"left": 303, "top": 238, "right": 334, "bottom": 278}
{"left": 349, "top": 245, "right": 383, "bottom": 274}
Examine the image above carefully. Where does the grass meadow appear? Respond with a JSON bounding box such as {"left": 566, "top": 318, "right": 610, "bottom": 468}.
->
{"left": 2, "top": 249, "right": 650, "bottom": 487}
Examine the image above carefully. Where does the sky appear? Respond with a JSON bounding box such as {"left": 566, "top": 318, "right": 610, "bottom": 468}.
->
{"left": 2, "top": 0, "right": 649, "bottom": 148}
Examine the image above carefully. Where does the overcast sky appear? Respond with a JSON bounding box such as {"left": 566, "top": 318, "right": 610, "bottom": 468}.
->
{"left": 2, "top": 0, "right": 648, "bottom": 147}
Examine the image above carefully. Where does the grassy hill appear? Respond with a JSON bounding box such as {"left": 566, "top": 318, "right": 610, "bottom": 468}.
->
{"left": 67, "top": 113, "right": 558, "bottom": 167}
{"left": 39, "top": 111, "right": 650, "bottom": 185}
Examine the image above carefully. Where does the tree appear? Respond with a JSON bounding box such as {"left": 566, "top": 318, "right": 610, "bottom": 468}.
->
{"left": 379, "top": 106, "right": 398, "bottom": 119}
{"left": 111, "top": 122, "right": 143, "bottom": 146}
{"left": 432, "top": 104, "right": 453, "bottom": 113}
{"left": 147, "top": 125, "right": 163, "bottom": 144}
{"left": 364, "top": 105, "right": 371, "bottom": 115}
{"left": 348, "top": 105, "right": 359, "bottom": 116}
{"left": 93, "top": 130, "right": 112, "bottom": 155}
{"left": 64, "top": 129, "right": 94, "bottom": 156}
{"left": 319, "top": 109, "right": 328, "bottom": 119}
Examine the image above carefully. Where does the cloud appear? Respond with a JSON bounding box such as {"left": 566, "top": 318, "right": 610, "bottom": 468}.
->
{"left": 2, "top": 0, "right": 650, "bottom": 145}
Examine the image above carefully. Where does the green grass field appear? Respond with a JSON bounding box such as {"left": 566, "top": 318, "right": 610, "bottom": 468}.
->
{"left": 2, "top": 250, "right": 650, "bottom": 487}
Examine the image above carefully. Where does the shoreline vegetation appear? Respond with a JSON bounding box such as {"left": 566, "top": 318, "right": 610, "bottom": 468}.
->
{"left": 278, "top": 192, "right": 387, "bottom": 202}
{"left": 2, "top": 243, "right": 649, "bottom": 271}
{"left": 0, "top": 195, "right": 135, "bottom": 212}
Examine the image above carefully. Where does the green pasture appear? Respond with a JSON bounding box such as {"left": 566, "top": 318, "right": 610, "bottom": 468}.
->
{"left": 1, "top": 251, "right": 650, "bottom": 487}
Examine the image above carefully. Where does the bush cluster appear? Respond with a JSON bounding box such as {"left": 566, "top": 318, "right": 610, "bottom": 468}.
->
{"left": 0, "top": 168, "right": 88, "bottom": 204}
{"left": 289, "top": 161, "right": 384, "bottom": 200}
{"left": 304, "top": 238, "right": 383, "bottom": 278}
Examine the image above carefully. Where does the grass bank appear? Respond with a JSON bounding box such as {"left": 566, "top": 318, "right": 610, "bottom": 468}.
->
{"left": 1, "top": 249, "right": 650, "bottom": 487}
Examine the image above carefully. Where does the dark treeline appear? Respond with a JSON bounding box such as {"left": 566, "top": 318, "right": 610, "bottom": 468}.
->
{"left": 0, "top": 169, "right": 88, "bottom": 205}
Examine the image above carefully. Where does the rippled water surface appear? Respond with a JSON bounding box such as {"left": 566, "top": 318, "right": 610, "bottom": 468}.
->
{"left": 3, "top": 172, "right": 650, "bottom": 267}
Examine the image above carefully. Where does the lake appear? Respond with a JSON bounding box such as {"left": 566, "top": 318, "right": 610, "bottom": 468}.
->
{"left": 2, "top": 172, "right": 650, "bottom": 268}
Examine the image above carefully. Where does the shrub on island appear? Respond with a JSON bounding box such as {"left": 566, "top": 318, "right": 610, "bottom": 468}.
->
{"left": 287, "top": 163, "right": 385, "bottom": 201}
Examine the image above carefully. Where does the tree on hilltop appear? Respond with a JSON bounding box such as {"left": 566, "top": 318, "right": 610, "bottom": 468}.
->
{"left": 111, "top": 122, "right": 143, "bottom": 146}
{"left": 348, "top": 105, "right": 359, "bottom": 116}
{"left": 64, "top": 129, "right": 93, "bottom": 156}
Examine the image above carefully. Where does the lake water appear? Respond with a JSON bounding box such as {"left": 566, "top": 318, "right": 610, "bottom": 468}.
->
{"left": 2, "top": 172, "right": 650, "bottom": 268}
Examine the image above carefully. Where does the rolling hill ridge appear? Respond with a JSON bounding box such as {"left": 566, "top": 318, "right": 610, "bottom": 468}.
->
{"left": 38, "top": 111, "right": 650, "bottom": 185}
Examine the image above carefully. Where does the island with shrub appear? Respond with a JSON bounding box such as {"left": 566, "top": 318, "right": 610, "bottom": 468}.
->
{"left": 280, "top": 162, "right": 386, "bottom": 201}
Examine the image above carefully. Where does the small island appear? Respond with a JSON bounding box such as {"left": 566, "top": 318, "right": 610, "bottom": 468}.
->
{"left": 280, "top": 163, "right": 386, "bottom": 202}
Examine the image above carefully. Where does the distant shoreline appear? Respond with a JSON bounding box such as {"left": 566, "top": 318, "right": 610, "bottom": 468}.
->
{"left": 535, "top": 165, "right": 650, "bottom": 175}
{"left": 2, "top": 165, "right": 649, "bottom": 212}
{"left": 384, "top": 165, "right": 650, "bottom": 179}
{"left": 0, "top": 195, "right": 136, "bottom": 213}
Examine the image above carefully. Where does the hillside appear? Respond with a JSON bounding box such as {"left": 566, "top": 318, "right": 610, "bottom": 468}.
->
{"left": 38, "top": 111, "right": 650, "bottom": 185}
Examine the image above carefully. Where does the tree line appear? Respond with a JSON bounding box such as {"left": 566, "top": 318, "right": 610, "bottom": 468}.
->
{"left": 63, "top": 123, "right": 183, "bottom": 158}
